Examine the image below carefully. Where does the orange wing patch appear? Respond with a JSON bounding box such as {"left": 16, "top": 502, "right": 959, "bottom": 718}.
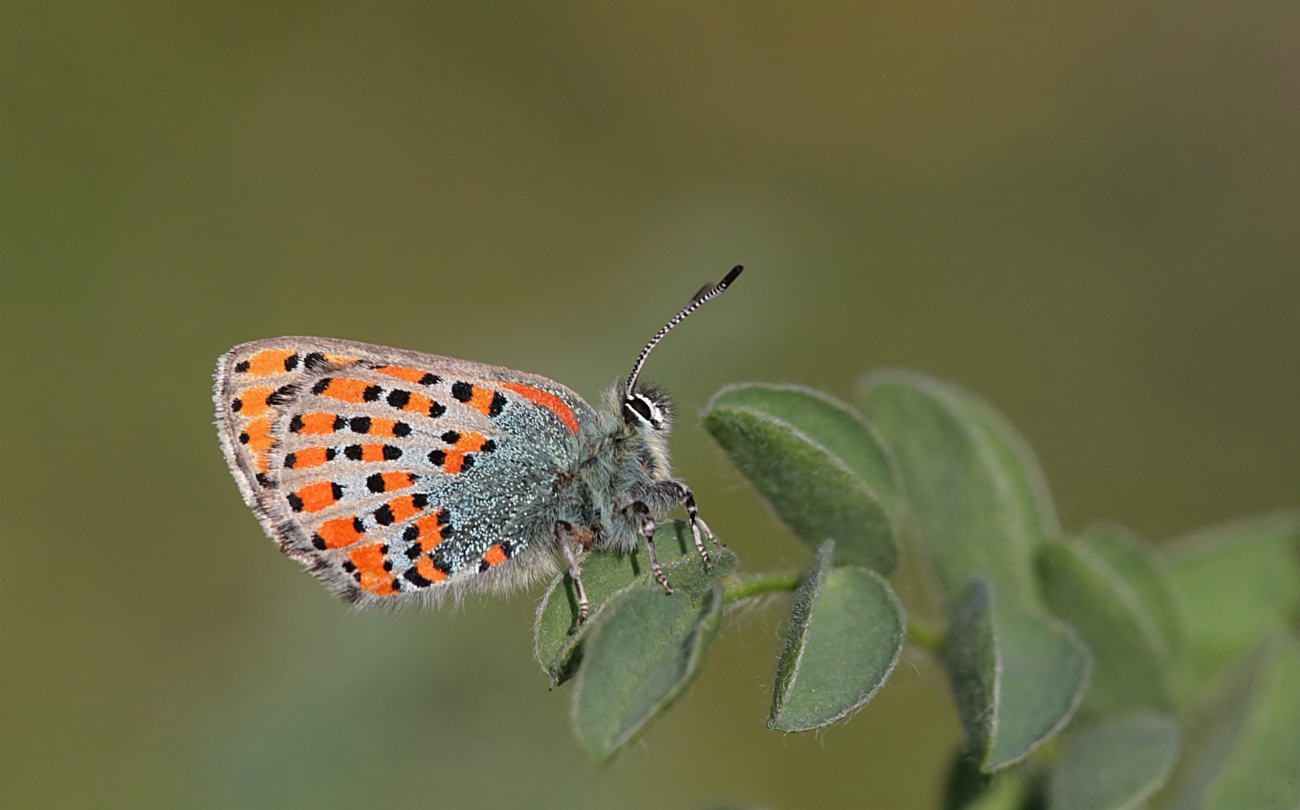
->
{"left": 443, "top": 451, "right": 469, "bottom": 475}
{"left": 499, "top": 382, "right": 579, "bottom": 435}
{"left": 411, "top": 556, "right": 448, "bottom": 584}
{"left": 468, "top": 386, "right": 497, "bottom": 416}
{"left": 396, "top": 390, "right": 438, "bottom": 415}
{"left": 373, "top": 493, "right": 430, "bottom": 526}
{"left": 314, "top": 377, "right": 381, "bottom": 404}
{"left": 447, "top": 431, "right": 492, "bottom": 452}
{"left": 347, "top": 544, "right": 398, "bottom": 596}
{"left": 314, "top": 516, "right": 366, "bottom": 549}
{"left": 405, "top": 512, "right": 449, "bottom": 555}
{"left": 292, "top": 412, "right": 342, "bottom": 435}
{"left": 353, "top": 417, "right": 410, "bottom": 439}
{"left": 481, "top": 543, "right": 512, "bottom": 569}
{"left": 237, "top": 349, "right": 298, "bottom": 377}
{"left": 368, "top": 472, "right": 417, "bottom": 493}
{"left": 373, "top": 366, "right": 441, "bottom": 386}
{"left": 240, "top": 417, "right": 275, "bottom": 454}
{"left": 346, "top": 443, "right": 401, "bottom": 463}
{"left": 285, "top": 446, "right": 335, "bottom": 470}
{"left": 233, "top": 387, "right": 274, "bottom": 417}
{"left": 288, "top": 481, "right": 343, "bottom": 513}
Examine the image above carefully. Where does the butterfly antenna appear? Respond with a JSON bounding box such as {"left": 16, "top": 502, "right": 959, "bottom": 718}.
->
{"left": 624, "top": 265, "right": 744, "bottom": 400}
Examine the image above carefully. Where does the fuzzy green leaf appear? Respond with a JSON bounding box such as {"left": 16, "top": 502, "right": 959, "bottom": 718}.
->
{"left": 704, "top": 392, "right": 896, "bottom": 572}
{"left": 768, "top": 540, "right": 906, "bottom": 732}
{"left": 1159, "top": 636, "right": 1300, "bottom": 810}
{"left": 1038, "top": 539, "right": 1172, "bottom": 717}
{"left": 1163, "top": 510, "right": 1300, "bottom": 702}
{"left": 533, "top": 520, "right": 737, "bottom": 685}
{"left": 1048, "top": 712, "right": 1180, "bottom": 810}
{"left": 1081, "top": 523, "right": 1184, "bottom": 658}
{"left": 570, "top": 583, "right": 724, "bottom": 763}
{"left": 946, "top": 577, "right": 1092, "bottom": 772}
{"left": 709, "top": 383, "right": 901, "bottom": 517}
{"left": 858, "top": 370, "right": 1057, "bottom": 611}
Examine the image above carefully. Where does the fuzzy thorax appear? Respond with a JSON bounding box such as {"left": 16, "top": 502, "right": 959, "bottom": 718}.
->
{"left": 556, "top": 384, "right": 677, "bottom": 553}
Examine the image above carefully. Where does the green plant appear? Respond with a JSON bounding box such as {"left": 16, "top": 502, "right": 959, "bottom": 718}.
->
{"left": 532, "top": 371, "right": 1300, "bottom": 810}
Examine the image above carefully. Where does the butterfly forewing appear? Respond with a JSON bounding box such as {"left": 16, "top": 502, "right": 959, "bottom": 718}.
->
{"left": 215, "top": 337, "right": 596, "bottom": 606}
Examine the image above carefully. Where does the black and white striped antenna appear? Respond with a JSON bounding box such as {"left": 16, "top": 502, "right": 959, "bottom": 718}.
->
{"left": 624, "top": 265, "right": 744, "bottom": 401}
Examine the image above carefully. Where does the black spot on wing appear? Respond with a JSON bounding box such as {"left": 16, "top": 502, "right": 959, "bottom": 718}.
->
{"left": 266, "top": 384, "right": 298, "bottom": 406}
{"left": 304, "top": 352, "right": 329, "bottom": 370}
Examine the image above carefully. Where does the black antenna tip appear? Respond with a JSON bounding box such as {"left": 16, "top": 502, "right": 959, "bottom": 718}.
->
{"left": 721, "top": 265, "right": 744, "bottom": 287}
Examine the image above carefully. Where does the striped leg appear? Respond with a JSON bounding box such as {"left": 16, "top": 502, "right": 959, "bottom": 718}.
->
{"left": 557, "top": 521, "right": 590, "bottom": 625}
{"left": 672, "top": 482, "right": 723, "bottom": 569}
{"left": 632, "top": 502, "right": 673, "bottom": 594}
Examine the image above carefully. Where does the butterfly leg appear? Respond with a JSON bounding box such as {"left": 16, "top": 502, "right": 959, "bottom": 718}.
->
{"left": 557, "top": 521, "right": 590, "bottom": 625}
{"left": 660, "top": 481, "right": 722, "bottom": 569}
{"left": 632, "top": 502, "right": 674, "bottom": 595}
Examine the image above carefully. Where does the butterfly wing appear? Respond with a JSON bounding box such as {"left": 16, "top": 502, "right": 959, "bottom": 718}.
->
{"left": 214, "top": 337, "right": 597, "bottom": 607}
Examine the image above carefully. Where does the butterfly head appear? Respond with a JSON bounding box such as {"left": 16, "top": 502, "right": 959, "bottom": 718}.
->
{"left": 621, "top": 383, "right": 672, "bottom": 432}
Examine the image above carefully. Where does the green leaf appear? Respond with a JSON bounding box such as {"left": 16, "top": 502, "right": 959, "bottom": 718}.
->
{"left": 1048, "top": 712, "right": 1180, "bottom": 810}
{"left": 570, "top": 583, "right": 724, "bottom": 763}
{"left": 768, "top": 540, "right": 906, "bottom": 732}
{"left": 709, "top": 383, "right": 901, "bottom": 517}
{"left": 1081, "top": 523, "right": 1185, "bottom": 658}
{"left": 945, "top": 577, "right": 1093, "bottom": 772}
{"left": 1159, "top": 636, "right": 1300, "bottom": 810}
{"left": 704, "top": 390, "right": 896, "bottom": 572}
{"left": 858, "top": 370, "right": 1056, "bottom": 611}
{"left": 1163, "top": 510, "right": 1300, "bottom": 702}
{"left": 1038, "top": 539, "right": 1172, "bottom": 717}
{"left": 533, "top": 520, "right": 737, "bottom": 685}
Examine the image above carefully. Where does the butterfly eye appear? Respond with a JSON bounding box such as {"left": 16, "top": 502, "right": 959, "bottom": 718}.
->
{"left": 622, "top": 395, "right": 660, "bottom": 428}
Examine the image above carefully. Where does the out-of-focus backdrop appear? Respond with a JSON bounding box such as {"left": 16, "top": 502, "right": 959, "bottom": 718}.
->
{"left": 3, "top": 4, "right": 1297, "bottom": 809}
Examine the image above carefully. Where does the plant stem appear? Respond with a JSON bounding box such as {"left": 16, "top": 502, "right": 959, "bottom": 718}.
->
{"left": 722, "top": 571, "right": 802, "bottom": 602}
{"left": 905, "top": 616, "right": 946, "bottom": 653}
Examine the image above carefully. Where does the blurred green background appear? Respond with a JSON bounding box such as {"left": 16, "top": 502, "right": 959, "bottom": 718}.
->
{"left": 3, "top": 3, "right": 1298, "bottom": 809}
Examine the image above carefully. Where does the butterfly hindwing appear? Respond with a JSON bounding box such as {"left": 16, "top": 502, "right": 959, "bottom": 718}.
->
{"left": 215, "top": 337, "right": 597, "bottom": 606}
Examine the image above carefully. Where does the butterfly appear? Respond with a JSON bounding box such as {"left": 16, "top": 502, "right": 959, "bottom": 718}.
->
{"left": 214, "top": 266, "right": 743, "bottom": 622}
